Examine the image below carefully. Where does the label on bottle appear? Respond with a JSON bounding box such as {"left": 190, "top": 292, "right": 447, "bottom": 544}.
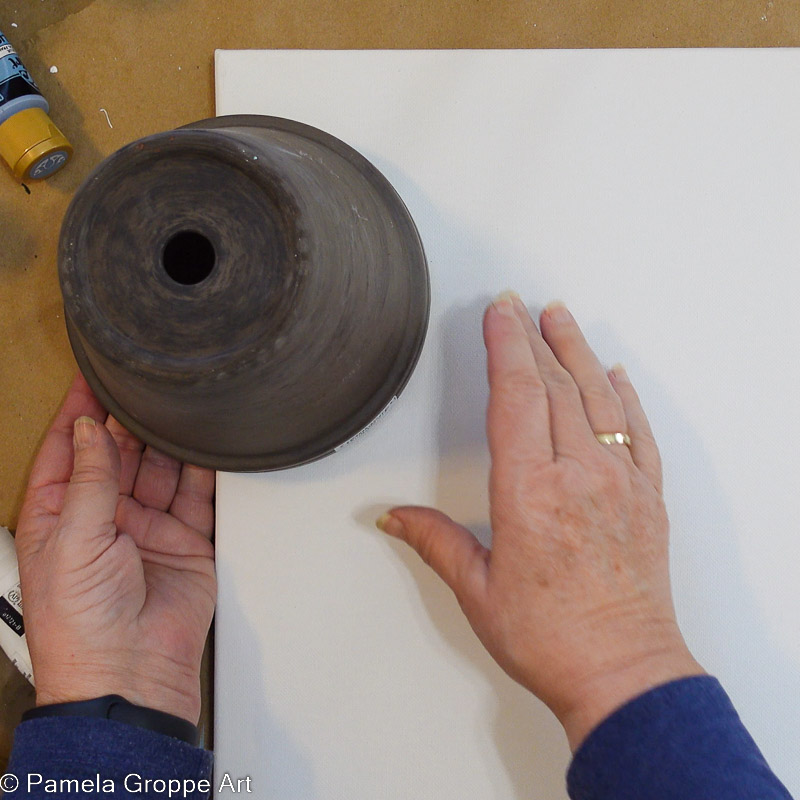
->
{"left": 0, "top": 31, "right": 42, "bottom": 107}
{"left": 5, "top": 580, "right": 21, "bottom": 613}
{"left": 0, "top": 585, "right": 23, "bottom": 636}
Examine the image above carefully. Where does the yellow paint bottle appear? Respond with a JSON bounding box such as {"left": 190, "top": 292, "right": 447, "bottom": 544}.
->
{"left": 0, "top": 30, "right": 71, "bottom": 182}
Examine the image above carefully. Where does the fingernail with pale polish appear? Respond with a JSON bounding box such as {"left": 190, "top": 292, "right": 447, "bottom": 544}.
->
{"left": 544, "top": 300, "right": 572, "bottom": 323}
{"left": 610, "top": 363, "right": 628, "bottom": 381}
{"left": 491, "top": 290, "right": 521, "bottom": 318}
{"left": 376, "top": 512, "right": 404, "bottom": 537}
{"left": 74, "top": 416, "right": 97, "bottom": 450}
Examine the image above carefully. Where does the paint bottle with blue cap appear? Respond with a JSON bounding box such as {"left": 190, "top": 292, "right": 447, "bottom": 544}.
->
{"left": 0, "top": 29, "right": 72, "bottom": 182}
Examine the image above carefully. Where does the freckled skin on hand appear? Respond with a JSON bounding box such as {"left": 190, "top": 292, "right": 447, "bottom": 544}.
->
{"left": 379, "top": 296, "right": 703, "bottom": 751}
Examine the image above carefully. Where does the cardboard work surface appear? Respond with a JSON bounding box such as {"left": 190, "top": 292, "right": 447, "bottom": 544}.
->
{"left": 214, "top": 49, "right": 800, "bottom": 797}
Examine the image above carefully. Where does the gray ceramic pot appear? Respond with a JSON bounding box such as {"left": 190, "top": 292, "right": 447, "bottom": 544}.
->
{"left": 59, "top": 115, "right": 429, "bottom": 470}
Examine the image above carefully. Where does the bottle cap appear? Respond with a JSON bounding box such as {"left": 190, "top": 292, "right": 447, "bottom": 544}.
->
{"left": 0, "top": 106, "right": 72, "bottom": 182}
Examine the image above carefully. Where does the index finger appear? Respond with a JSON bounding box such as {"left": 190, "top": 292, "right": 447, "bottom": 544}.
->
{"left": 483, "top": 292, "right": 552, "bottom": 473}
{"left": 27, "top": 373, "right": 109, "bottom": 491}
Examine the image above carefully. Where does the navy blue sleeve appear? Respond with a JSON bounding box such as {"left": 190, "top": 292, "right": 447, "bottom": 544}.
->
{"left": 567, "top": 675, "right": 794, "bottom": 800}
{"left": 6, "top": 717, "right": 213, "bottom": 799}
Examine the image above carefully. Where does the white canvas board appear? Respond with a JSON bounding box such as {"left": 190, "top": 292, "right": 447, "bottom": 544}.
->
{"left": 214, "top": 49, "right": 800, "bottom": 798}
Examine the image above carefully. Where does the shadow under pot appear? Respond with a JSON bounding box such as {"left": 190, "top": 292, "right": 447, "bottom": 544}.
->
{"left": 58, "top": 114, "right": 430, "bottom": 471}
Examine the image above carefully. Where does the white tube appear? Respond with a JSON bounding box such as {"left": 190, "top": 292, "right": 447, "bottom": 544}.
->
{"left": 0, "top": 527, "right": 33, "bottom": 684}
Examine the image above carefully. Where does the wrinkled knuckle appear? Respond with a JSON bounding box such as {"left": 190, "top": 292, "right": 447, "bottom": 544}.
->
{"left": 70, "top": 463, "right": 114, "bottom": 485}
{"left": 415, "top": 531, "right": 437, "bottom": 569}
{"left": 497, "top": 370, "right": 547, "bottom": 404}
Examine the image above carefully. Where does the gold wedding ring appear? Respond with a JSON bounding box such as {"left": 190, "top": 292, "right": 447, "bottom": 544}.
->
{"left": 595, "top": 432, "right": 631, "bottom": 446}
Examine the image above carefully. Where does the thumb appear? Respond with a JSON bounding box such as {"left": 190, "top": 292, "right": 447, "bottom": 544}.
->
{"left": 57, "top": 416, "right": 121, "bottom": 550}
{"left": 377, "top": 506, "right": 489, "bottom": 613}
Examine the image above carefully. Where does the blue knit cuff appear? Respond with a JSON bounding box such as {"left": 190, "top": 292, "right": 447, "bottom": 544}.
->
{"left": 566, "top": 675, "right": 792, "bottom": 800}
{"left": 7, "top": 716, "right": 213, "bottom": 799}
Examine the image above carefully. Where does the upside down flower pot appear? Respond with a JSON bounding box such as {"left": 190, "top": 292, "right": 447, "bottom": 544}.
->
{"left": 59, "top": 115, "right": 429, "bottom": 470}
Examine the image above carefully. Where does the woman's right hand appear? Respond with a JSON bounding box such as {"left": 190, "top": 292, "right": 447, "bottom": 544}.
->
{"left": 378, "top": 293, "right": 704, "bottom": 751}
